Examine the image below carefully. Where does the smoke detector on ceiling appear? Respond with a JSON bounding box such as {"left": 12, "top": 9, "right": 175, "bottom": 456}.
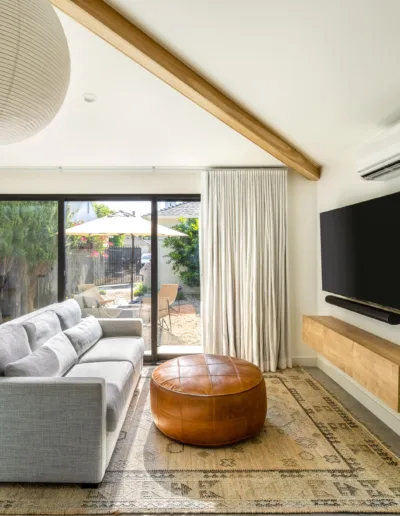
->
{"left": 83, "top": 93, "right": 96, "bottom": 103}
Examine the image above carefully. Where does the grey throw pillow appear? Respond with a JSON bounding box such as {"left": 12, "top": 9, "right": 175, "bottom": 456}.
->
{"left": 0, "top": 324, "right": 31, "bottom": 375}
{"left": 23, "top": 311, "right": 62, "bottom": 351}
{"left": 22, "top": 322, "right": 37, "bottom": 350}
{"left": 64, "top": 316, "right": 103, "bottom": 357}
{"left": 5, "top": 332, "right": 78, "bottom": 377}
{"left": 54, "top": 299, "right": 82, "bottom": 330}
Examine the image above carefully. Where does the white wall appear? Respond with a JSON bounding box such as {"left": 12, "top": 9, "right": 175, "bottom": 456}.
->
{"left": 0, "top": 167, "right": 318, "bottom": 364}
{"left": 0, "top": 169, "right": 201, "bottom": 195}
{"left": 317, "top": 160, "right": 400, "bottom": 434}
{"left": 288, "top": 170, "right": 318, "bottom": 364}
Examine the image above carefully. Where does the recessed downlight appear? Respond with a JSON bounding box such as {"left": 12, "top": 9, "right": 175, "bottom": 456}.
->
{"left": 83, "top": 93, "right": 96, "bottom": 103}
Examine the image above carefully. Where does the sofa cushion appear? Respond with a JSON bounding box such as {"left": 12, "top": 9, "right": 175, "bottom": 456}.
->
{"left": 79, "top": 337, "right": 145, "bottom": 368}
{"left": 66, "top": 361, "right": 134, "bottom": 431}
{"left": 23, "top": 311, "right": 62, "bottom": 351}
{"left": 64, "top": 316, "right": 103, "bottom": 357}
{"left": 22, "top": 322, "right": 37, "bottom": 349}
{"left": 5, "top": 332, "right": 78, "bottom": 377}
{"left": 0, "top": 324, "right": 31, "bottom": 375}
{"left": 53, "top": 299, "right": 82, "bottom": 330}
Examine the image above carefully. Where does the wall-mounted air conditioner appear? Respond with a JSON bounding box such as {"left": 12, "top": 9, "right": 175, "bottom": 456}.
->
{"left": 357, "top": 122, "right": 400, "bottom": 181}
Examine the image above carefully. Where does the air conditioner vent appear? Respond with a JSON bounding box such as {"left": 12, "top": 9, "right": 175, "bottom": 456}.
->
{"left": 357, "top": 124, "right": 400, "bottom": 181}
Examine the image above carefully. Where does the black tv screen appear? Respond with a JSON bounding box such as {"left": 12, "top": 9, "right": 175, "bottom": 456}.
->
{"left": 320, "top": 191, "right": 400, "bottom": 311}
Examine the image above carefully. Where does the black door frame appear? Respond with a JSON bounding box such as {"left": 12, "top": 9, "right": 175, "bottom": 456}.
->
{"left": 0, "top": 194, "right": 200, "bottom": 363}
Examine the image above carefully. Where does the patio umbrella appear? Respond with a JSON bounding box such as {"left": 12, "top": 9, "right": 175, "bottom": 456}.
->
{"left": 66, "top": 213, "right": 186, "bottom": 300}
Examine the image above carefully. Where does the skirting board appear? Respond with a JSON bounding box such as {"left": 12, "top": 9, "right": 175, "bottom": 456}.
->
{"left": 317, "top": 355, "right": 400, "bottom": 436}
{"left": 292, "top": 356, "right": 318, "bottom": 366}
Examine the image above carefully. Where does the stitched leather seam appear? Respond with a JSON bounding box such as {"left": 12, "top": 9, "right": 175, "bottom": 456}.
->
{"left": 155, "top": 379, "right": 265, "bottom": 398}
{"left": 229, "top": 355, "right": 243, "bottom": 393}
{"left": 177, "top": 356, "right": 183, "bottom": 441}
{"left": 155, "top": 406, "right": 251, "bottom": 424}
{"left": 204, "top": 355, "right": 216, "bottom": 435}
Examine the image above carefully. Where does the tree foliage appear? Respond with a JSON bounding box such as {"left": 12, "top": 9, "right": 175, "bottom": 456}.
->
{"left": 93, "top": 203, "right": 125, "bottom": 247}
{"left": 0, "top": 203, "right": 25, "bottom": 280}
{"left": 0, "top": 201, "right": 58, "bottom": 318}
{"left": 92, "top": 202, "right": 112, "bottom": 219}
{"left": 66, "top": 202, "right": 125, "bottom": 256}
{"left": 163, "top": 218, "right": 199, "bottom": 288}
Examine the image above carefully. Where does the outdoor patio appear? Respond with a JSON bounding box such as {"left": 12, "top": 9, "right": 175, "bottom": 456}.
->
{"left": 103, "top": 287, "right": 201, "bottom": 349}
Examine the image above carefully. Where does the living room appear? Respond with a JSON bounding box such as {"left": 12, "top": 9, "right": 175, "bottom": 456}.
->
{"left": 0, "top": 0, "right": 399, "bottom": 514}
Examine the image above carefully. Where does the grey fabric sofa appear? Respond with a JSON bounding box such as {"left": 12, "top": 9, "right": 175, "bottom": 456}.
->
{"left": 0, "top": 299, "right": 144, "bottom": 484}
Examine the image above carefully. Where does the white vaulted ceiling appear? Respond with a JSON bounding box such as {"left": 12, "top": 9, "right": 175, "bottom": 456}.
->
{"left": 0, "top": 9, "right": 274, "bottom": 168}
{"left": 1, "top": 0, "right": 400, "bottom": 169}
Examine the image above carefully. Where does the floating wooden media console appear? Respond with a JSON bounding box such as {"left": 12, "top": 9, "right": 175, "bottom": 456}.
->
{"left": 302, "top": 315, "right": 400, "bottom": 412}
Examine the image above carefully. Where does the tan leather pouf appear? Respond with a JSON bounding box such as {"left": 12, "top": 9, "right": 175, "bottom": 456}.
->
{"left": 150, "top": 353, "right": 267, "bottom": 446}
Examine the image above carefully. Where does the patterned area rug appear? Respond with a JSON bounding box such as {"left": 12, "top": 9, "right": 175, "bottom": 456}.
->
{"left": 1, "top": 367, "right": 399, "bottom": 514}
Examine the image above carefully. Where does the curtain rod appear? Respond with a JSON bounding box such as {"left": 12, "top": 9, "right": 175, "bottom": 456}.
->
{"left": 0, "top": 166, "right": 287, "bottom": 173}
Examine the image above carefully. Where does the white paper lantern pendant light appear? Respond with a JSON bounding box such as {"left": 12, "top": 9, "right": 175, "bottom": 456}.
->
{"left": 0, "top": 0, "right": 71, "bottom": 145}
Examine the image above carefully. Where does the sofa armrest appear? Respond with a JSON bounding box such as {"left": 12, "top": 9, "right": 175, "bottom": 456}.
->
{"left": 97, "top": 317, "right": 143, "bottom": 338}
{"left": 0, "top": 377, "right": 106, "bottom": 483}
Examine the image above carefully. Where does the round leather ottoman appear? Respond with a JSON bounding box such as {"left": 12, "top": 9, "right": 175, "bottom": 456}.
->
{"left": 150, "top": 353, "right": 267, "bottom": 446}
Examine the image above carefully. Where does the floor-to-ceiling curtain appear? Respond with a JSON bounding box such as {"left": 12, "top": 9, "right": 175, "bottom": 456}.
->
{"left": 201, "top": 168, "right": 290, "bottom": 372}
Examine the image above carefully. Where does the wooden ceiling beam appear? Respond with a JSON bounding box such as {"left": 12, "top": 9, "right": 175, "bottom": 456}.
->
{"left": 50, "top": 0, "right": 321, "bottom": 180}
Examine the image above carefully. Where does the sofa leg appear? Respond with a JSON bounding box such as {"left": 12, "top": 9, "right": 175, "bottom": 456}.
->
{"left": 81, "top": 483, "right": 100, "bottom": 489}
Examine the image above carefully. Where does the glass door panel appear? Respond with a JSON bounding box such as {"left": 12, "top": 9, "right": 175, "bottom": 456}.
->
{"left": 157, "top": 200, "right": 202, "bottom": 354}
{"left": 64, "top": 200, "right": 152, "bottom": 353}
{"left": 0, "top": 200, "right": 58, "bottom": 323}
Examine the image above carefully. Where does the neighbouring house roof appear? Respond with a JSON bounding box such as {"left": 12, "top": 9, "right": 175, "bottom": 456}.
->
{"left": 144, "top": 202, "right": 200, "bottom": 219}
{"left": 68, "top": 201, "right": 97, "bottom": 223}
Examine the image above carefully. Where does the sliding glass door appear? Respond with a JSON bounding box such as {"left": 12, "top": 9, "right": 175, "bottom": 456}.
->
{"left": 156, "top": 200, "right": 202, "bottom": 356}
{"left": 64, "top": 199, "right": 153, "bottom": 353}
{"left": 0, "top": 194, "right": 200, "bottom": 361}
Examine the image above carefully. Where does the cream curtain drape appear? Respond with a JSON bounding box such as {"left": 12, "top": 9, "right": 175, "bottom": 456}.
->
{"left": 201, "top": 168, "right": 291, "bottom": 372}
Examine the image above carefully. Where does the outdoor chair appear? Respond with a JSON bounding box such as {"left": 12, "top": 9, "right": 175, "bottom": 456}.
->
{"left": 78, "top": 283, "right": 115, "bottom": 306}
{"left": 140, "top": 295, "right": 171, "bottom": 331}
{"left": 139, "top": 284, "right": 179, "bottom": 331}
{"left": 158, "top": 284, "right": 180, "bottom": 314}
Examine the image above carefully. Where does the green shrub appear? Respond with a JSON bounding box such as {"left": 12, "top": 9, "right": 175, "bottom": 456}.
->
{"left": 176, "top": 290, "right": 186, "bottom": 301}
{"left": 163, "top": 218, "right": 199, "bottom": 287}
{"left": 134, "top": 282, "right": 148, "bottom": 296}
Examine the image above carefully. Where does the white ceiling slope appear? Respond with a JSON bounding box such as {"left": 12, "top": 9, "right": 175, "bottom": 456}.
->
{"left": 1, "top": 0, "right": 400, "bottom": 169}
{"left": 0, "top": 10, "right": 276, "bottom": 168}
{"left": 108, "top": 0, "right": 400, "bottom": 166}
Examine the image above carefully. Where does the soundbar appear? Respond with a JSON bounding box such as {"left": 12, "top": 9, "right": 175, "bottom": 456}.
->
{"left": 325, "top": 295, "right": 400, "bottom": 325}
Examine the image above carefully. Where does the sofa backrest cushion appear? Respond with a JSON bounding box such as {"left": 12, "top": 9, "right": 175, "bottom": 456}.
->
{"left": 64, "top": 316, "right": 103, "bottom": 357}
{"left": 0, "top": 324, "right": 31, "bottom": 375}
{"left": 5, "top": 332, "right": 78, "bottom": 377}
{"left": 53, "top": 299, "right": 82, "bottom": 330}
{"left": 23, "top": 311, "right": 62, "bottom": 351}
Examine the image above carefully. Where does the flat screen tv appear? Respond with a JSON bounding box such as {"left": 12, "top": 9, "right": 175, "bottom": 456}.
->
{"left": 320, "top": 191, "right": 400, "bottom": 312}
